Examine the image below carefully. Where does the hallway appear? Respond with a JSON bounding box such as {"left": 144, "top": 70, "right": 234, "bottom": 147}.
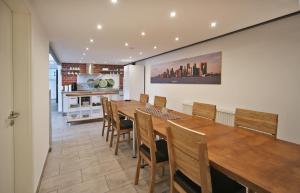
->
{"left": 38, "top": 101, "right": 169, "bottom": 193}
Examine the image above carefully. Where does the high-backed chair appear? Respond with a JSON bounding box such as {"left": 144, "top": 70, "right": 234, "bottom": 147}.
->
{"left": 234, "top": 108, "right": 278, "bottom": 137}
{"left": 140, "top": 94, "right": 149, "bottom": 104}
{"left": 192, "top": 102, "right": 216, "bottom": 121}
{"left": 154, "top": 96, "right": 167, "bottom": 108}
{"left": 110, "top": 102, "right": 133, "bottom": 155}
{"left": 101, "top": 97, "right": 110, "bottom": 137}
{"left": 166, "top": 120, "right": 246, "bottom": 193}
{"left": 134, "top": 109, "right": 169, "bottom": 193}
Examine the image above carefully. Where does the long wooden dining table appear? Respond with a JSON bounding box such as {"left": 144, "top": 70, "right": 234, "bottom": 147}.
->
{"left": 113, "top": 100, "right": 300, "bottom": 193}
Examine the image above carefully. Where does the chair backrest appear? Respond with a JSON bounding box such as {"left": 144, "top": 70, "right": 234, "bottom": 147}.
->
{"left": 154, "top": 96, "right": 167, "bottom": 108}
{"left": 140, "top": 94, "right": 149, "bottom": 104}
{"left": 111, "top": 102, "right": 120, "bottom": 130}
{"left": 234, "top": 108, "right": 278, "bottom": 137}
{"left": 101, "top": 97, "right": 109, "bottom": 116}
{"left": 134, "top": 109, "right": 156, "bottom": 159}
{"left": 192, "top": 102, "right": 216, "bottom": 121}
{"left": 166, "top": 120, "right": 212, "bottom": 193}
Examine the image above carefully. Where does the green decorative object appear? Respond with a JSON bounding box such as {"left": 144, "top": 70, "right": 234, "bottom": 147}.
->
{"left": 99, "top": 79, "right": 108, "bottom": 88}
{"left": 106, "top": 79, "right": 115, "bottom": 87}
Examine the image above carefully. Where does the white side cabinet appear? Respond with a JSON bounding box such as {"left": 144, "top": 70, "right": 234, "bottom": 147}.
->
{"left": 67, "top": 95, "right": 103, "bottom": 123}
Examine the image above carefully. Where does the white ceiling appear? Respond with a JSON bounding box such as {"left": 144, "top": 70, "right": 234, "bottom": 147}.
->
{"left": 32, "top": 0, "right": 300, "bottom": 65}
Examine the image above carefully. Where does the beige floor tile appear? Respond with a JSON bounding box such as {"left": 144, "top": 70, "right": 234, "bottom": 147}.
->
{"left": 60, "top": 156, "right": 99, "bottom": 174}
{"left": 106, "top": 184, "right": 137, "bottom": 193}
{"left": 58, "top": 176, "right": 109, "bottom": 193}
{"left": 39, "top": 170, "right": 81, "bottom": 192}
{"left": 105, "top": 170, "right": 132, "bottom": 190}
{"left": 82, "top": 160, "right": 122, "bottom": 182}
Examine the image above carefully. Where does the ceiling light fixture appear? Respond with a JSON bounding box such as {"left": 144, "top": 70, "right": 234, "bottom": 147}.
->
{"left": 83, "top": 53, "right": 86, "bottom": 56}
{"left": 141, "top": 32, "right": 146, "bottom": 36}
{"left": 125, "top": 42, "right": 129, "bottom": 47}
{"left": 111, "top": 0, "right": 118, "bottom": 4}
{"left": 175, "top": 37, "right": 179, "bottom": 41}
{"left": 129, "top": 56, "right": 132, "bottom": 59}
{"left": 97, "top": 24, "right": 102, "bottom": 30}
{"left": 210, "top": 22, "right": 217, "bottom": 28}
{"left": 86, "top": 47, "right": 89, "bottom": 51}
{"left": 139, "top": 52, "right": 143, "bottom": 55}
{"left": 153, "top": 46, "right": 157, "bottom": 49}
{"left": 90, "top": 38, "right": 94, "bottom": 43}
{"left": 170, "top": 11, "right": 176, "bottom": 18}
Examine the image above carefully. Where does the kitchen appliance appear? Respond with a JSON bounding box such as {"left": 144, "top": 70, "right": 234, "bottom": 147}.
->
{"left": 71, "top": 82, "right": 77, "bottom": 91}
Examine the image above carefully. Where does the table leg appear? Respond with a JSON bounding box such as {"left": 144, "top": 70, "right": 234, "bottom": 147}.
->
{"left": 132, "top": 120, "right": 136, "bottom": 158}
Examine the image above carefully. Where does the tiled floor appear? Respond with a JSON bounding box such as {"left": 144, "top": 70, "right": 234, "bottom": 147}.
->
{"left": 39, "top": 101, "right": 169, "bottom": 193}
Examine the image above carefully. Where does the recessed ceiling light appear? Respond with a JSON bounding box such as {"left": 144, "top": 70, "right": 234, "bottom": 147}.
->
{"left": 139, "top": 52, "right": 143, "bottom": 55}
{"left": 170, "top": 11, "right": 176, "bottom": 18}
{"left": 83, "top": 53, "right": 86, "bottom": 56}
{"left": 81, "top": 57, "right": 83, "bottom": 60}
{"left": 175, "top": 37, "right": 179, "bottom": 41}
{"left": 97, "top": 24, "right": 102, "bottom": 30}
{"left": 79, "top": 60, "right": 82, "bottom": 63}
{"left": 153, "top": 46, "right": 157, "bottom": 49}
{"left": 90, "top": 38, "right": 94, "bottom": 43}
{"left": 85, "top": 47, "right": 89, "bottom": 51}
{"left": 125, "top": 42, "right": 129, "bottom": 47}
{"left": 210, "top": 22, "right": 217, "bottom": 28}
{"left": 141, "top": 32, "right": 146, "bottom": 36}
{"left": 111, "top": 0, "right": 118, "bottom": 4}
{"left": 129, "top": 56, "right": 132, "bottom": 59}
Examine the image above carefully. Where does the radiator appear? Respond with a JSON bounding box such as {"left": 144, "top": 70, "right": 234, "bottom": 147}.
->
{"left": 182, "top": 102, "right": 235, "bottom": 126}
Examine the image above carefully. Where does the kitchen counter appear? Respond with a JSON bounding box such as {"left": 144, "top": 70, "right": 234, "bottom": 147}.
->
{"left": 65, "top": 91, "right": 119, "bottom": 96}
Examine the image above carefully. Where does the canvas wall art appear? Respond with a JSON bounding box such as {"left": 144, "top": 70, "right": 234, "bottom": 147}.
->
{"left": 151, "top": 51, "right": 222, "bottom": 84}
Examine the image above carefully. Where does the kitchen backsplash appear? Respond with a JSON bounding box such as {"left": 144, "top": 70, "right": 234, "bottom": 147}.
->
{"left": 77, "top": 74, "right": 120, "bottom": 90}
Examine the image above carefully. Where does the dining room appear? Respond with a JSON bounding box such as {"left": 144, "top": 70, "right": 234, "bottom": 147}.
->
{"left": 1, "top": 1, "right": 300, "bottom": 193}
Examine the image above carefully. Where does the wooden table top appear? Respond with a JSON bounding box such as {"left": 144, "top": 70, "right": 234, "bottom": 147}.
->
{"left": 114, "top": 100, "right": 300, "bottom": 193}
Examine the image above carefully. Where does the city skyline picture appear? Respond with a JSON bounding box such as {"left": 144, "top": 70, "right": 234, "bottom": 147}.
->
{"left": 151, "top": 51, "right": 222, "bottom": 84}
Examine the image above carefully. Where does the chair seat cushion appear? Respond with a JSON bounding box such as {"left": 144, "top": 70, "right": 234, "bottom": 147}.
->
{"left": 174, "top": 167, "right": 246, "bottom": 193}
{"left": 120, "top": 119, "right": 133, "bottom": 129}
{"left": 119, "top": 115, "right": 126, "bottom": 120}
{"left": 140, "top": 139, "right": 169, "bottom": 163}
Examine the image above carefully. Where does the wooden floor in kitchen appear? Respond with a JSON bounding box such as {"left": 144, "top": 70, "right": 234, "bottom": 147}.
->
{"left": 39, "top": 101, "right": 169, "bottom": 193}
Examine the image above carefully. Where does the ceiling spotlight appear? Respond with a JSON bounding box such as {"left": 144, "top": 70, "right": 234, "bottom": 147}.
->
{"left": 210, "top": 22, "right": 217, "bottom": 28}
{"left": 125, "top": 42, "right": 129, "bottom": 47}
{"left": 111, "top": 0, "right": 118, "bottom": 4}
{"left": 83, "top": 53, "right": 86, "bottom": 56}
{"left": 139, "top": 52, "right": 143, "bottom": 55}
{"left": 175, "top": 37, "right": 179, "bottom": 41}
{"left": 97, "top": 24, "right": 102, "bottom": 30}
{"left": 129, "top": 56, "right": 132, "bottom": 59}
{"left": 141, "top": 32, "right": 146, "bottom": 36}
{"left": 85, "top": 47, "right": 89, "bottom": 51}
{"left": 170, "top": 11, "right": 176, "bottom": 18}
{"left": 89, "top": 38, "right": 94, "bottom": 43}
{"left": 153, "top": 46, "right": 157, "bottom": 49}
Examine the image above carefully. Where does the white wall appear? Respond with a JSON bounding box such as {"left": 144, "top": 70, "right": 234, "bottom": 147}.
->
{"left": 134, "top": 14, "right": 300, "bottom": 144}
{"left": 30, "top": 7, "right": 50, "bottom": 191}
{"left": 123, "top": 64, "right": 145, "bottom": 100}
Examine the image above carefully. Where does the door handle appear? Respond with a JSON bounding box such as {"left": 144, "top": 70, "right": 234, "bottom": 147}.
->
{"left": 8, "top": 111, "right": 20, "bottom": 119}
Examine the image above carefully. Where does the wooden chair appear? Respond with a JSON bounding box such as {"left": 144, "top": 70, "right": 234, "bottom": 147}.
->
{"left": 234, "top": 108, "right": 278, "bottom": 137}
{"left": 166, "top": 120, "right": 246, "bottom": 193}
{"left": 192, "top": 102, "right": 216, "bottom": 121}
{"left": 134, "top": 109, "right": 169, "bottom": 193}
{"left": 140, "top": 93, "right": 149, "bottom": 104}
{"left": 110, "top": 102, "right": 133, "bottom": 155}
{"left": 101, "top": 97, "right": 110, "bottom": 137}
{"left": 154, "top": 96, "right": 167, "bottom": 108}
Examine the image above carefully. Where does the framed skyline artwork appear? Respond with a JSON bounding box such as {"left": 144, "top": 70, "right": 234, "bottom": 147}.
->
{"left": 151, "top": 51, "right": 222, "bottom": 84}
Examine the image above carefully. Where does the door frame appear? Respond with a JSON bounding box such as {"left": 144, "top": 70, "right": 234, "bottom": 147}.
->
{"left": 4, "top": 0, "right": 34, "bottom": 192}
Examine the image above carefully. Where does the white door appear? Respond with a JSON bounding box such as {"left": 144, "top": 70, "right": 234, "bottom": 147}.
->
{"left": 0, "top": 0, "right": 14, "bottom": 193}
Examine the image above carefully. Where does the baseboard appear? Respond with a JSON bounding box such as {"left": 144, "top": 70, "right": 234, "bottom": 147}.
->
{"left": 35, "top": 148, "right": 50, "bottom": 193}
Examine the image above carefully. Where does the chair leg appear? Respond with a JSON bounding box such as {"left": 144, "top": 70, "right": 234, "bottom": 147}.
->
{"left": 128, "top": 132, "right": 131, "bottom": 144}
{"left": 110, "top": 127, "right": 114, "bottom": 147}
{"left": 134, "top": 154, "right": 141, "bottom": 185}
{"left": 114, "top": 131, "right": 120, "bottom": 155}
{"left": 101, "top": 118, "right": 106, "bottom": 136}
{"left": 106, "top": 119, "right": 111, "bottom": 142}
{"left": 159, "top": 165, "right": 165, "bottom": 176}
{"left": 149, "top": 163, "right": 156, "bottom": 193}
